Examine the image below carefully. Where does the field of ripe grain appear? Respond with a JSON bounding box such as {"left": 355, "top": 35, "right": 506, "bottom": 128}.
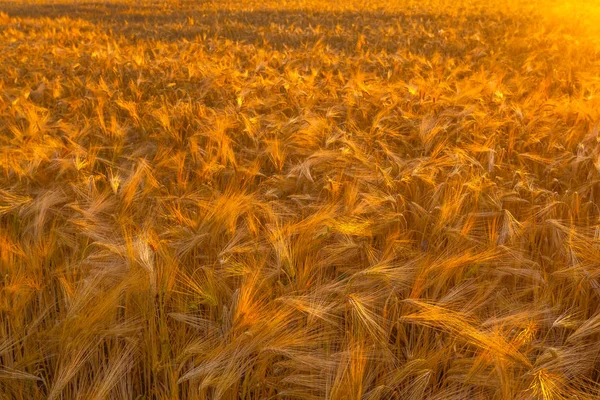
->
{"left": 1, "top": 0, "right": 600, "bottom": 398}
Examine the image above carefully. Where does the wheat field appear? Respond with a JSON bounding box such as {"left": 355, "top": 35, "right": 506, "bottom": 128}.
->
{"left": 1, "top": 0, "right": 600, "bottom": 398}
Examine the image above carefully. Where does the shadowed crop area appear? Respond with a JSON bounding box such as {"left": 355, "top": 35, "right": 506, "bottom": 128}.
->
{"left": 1, "top": 0, "right": 600, "bottom": 398}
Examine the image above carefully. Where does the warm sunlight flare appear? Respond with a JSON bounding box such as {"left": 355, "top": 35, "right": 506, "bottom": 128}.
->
{"left": 1, "top": 0, "right": 600, "bottom": 398}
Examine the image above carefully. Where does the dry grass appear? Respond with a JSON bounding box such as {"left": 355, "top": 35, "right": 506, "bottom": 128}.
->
{"left": 1, "top": 0, "right": 600, "bottom": 398}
